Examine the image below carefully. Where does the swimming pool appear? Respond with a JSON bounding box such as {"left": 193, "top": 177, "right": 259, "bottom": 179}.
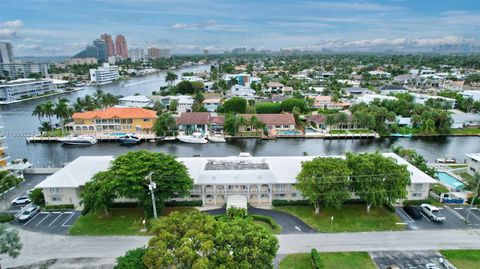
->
{"left": 107, "top": 132, "right": 129, "bottom": 137}
{"left": 436, "top": 172, "right": 464, "bottom": 190}
{"left": 277, "top": 130, "right": 302, "bottom": 135}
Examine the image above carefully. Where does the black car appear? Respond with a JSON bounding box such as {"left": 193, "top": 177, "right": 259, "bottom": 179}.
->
{"left": 403, "top": 205, "right": 422, "bottom": 219}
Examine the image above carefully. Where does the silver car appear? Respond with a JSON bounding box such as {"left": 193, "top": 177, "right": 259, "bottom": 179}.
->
{"left": 18, "top": 206, "right": 40, "bottom": 222}
{"left": 11, "top": 196, "right": 31, "bottom": 206}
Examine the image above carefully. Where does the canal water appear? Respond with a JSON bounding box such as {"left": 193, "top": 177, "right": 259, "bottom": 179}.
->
{"left": 1, "top": 65, "right": 479, "bottom": 167}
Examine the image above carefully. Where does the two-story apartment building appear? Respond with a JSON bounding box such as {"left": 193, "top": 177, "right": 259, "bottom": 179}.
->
{"left": 36, "top": 153, "right": 437, "bottom": 208}
{"left": 466, "top": 153, "right": 480, "bottom": 177}
{"left": 70, "top": 107, "right": 157, "bottom": 133}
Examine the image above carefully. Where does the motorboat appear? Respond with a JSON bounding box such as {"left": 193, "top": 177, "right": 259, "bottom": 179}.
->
{"left": 208, "top": 133, "right": 226, "bottom": 143}
{"left": 177, "top": 132, "right": 208, "bottom": 144}
{"left": 436, "top": 157, "right": 457, "bottom": 164}
{"left": 58, "top": 135, "right": 97, "bottom": 145}
{"left": 117, "top": 134, "right": 141, "bottom": 145}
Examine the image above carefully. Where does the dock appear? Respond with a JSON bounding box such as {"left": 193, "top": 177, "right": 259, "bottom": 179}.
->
{"left": 26, "top": 134, "right": 156, "bottom": 143}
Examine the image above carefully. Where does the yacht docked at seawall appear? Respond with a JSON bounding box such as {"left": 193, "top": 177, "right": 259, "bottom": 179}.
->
{"left": 177, "top": 132, "right": 208, "bottom": 144}
{"left": 58, "top": 135, "right": 97, "bottom": 145}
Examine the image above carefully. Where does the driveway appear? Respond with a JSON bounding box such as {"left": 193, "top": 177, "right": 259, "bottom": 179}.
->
{"left": 203, "top": 206, "right": 316, "bottom": 234}
{"left": 371, "top": 251, "right": 456, "bottom": 269}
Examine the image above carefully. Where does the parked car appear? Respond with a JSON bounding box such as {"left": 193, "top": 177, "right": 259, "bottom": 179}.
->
{"left": 11, "top": 196, "right": 31, "bottom": 206}
{"left": 18, "top": 205, "right": 40, "bottom": 222}
{"left": 425, "top": 263, "right": 440, "bottom": 269}
{"left": 420, "top": 204, "right": 446, "bottom": 222}
{"left": 403, "top": 205, "right": 422, "bottom": 220}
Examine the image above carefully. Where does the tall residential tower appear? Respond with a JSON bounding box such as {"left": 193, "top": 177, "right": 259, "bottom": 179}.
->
{"left": 100, "top": 33, "right": 115, "bottom": 56}
{"left": 115, "top": 35, "right": 128, "bottom": 58}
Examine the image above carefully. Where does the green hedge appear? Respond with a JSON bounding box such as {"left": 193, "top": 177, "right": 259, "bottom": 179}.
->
{"left": 384, "top": 203, "right": 396, "bottom": 213}
{"left": 250, "top": 214, "right": 282, "bottom": 233}
{"left": 272, "top": 199, "right": 310, "bottom": 206}
{"left": 310, "top": 248, "right": 324, "bottom": 269}
{"left": 0, "top": 213, "right": 14, "bottom": 223}
{"left": 165, "top": 200, "right": 203, "bottom": 207}
{"left": 110, "top": 202, "right": 139, "bottom": 208}
{"left": 45, "top": 204, "right": 75, "bottom": 210}
{"left": 403, "top": 199, "right": 436, "bottom": 206}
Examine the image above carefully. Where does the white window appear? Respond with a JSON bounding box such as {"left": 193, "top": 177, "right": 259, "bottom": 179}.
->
{"left": 50, "top": 188, "right": 60, "bottom": 194}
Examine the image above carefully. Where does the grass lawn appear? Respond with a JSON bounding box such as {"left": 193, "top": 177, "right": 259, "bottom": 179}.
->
{"left": 451, "top": 128, "right": 480, "bottom": 135}
{"left": 440, "top": 250, "right": 480, "bottom": 269}
{"left": 447, "top": 164, "right": 468, "bottom": 168}
{"left": 275, "top": 205, "right": 405, "bottom": 233}
{"left": 329, "top": 130, "right": 348, "bottom": 134}
{"left": 69, "top": 208, "right": 149, "bottom": 236}
{"left": 280, "top": 252, "right": 376, "bottom": 269}
{"left": 254, "top": 220, "right": 275, "bottom": 233}
{"left": 456, "top": 172, "right": 474, "bottom": 182}
{"left": 70, "top": 207, "right": 197, "bottom": 236}
{"left": 348, "top": 129, "right": 373, "bottom": 134}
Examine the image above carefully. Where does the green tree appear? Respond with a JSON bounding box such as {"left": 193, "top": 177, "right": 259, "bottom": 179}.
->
{"left": 54, "top": 98, "right": 72, "bottom": 134}
{"left": 80, "top": 171, "right": 117, "bottom": 215}
{"left": 32, "top": 104, "right": 45, "bottom": 124}
{"left": 192, "top": 91, "right": 207, "bottom": 112}
{"left": 153, "top": 113, "right": 177, "bottom": 136}
{"left": 346, "top": 152, "right": 410, "bottom": 212}
{"left": 223, "top": 97, "right": 247, "bottom": 113}
{"left": 281, "top": 98, "right": 308, "bottom": 113}
{"left": 0, "top": 223, "right": 22, "bottom": 261}
{"left": 42, "top": 101, "right": 55, "bottom": 125}
{"left": 115, "top": 247, "right": 148, "bottom": 269}
{"left": 29, "top": 188, "right": 45, "bottom": 207}
{"left": 255, "top": 102, "right": 282, "bottom": 114}
{"left": 176, "top": 81, "right": 195, "bottom": 94}
{"left": 224, "top": 113, "right": 238, "bottom": 135}
{"left": 165, "top": 72, "right": 178, "bottom": 86}
{"left": 296, "top": 157, "right": 352, "bottom": 214}
{"left": 169, "top": 99, "right": 179, "bottom": 112}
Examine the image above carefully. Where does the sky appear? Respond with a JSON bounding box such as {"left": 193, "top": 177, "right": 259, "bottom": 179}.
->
{"left": 0, "top": 0, "right": 479, "bottom": 56}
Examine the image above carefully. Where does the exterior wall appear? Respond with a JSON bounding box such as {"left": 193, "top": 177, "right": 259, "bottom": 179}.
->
{"left": 0, "top": 80, "right": 54, "bottom": 101}
{"left": 466, "top": 156, "right": 480, "bottom": 177}
{"left": 43, "top": 187, "right": 82, "bottom": 208}
{"left": 407, "top": 183, "right": 430, "bottom": 200}
{"left": 72, "top": 117, "right": 154, "bottom": 133}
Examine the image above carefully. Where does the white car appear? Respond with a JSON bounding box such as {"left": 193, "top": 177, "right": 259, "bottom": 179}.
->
{"left": 11, "top": 196, "right": 31, "bottom": 206}
{"left": 425, "top": 263, "right": 439, "bottom": 269}
{"left": 18, "top": 205, "right": 40, "bottom": 222}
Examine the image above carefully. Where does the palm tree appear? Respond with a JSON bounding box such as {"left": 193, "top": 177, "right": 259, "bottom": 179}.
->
{"left": 249, "top": 116, "right": 264, "bottom": 131}
{"left": 32, "top": 104, "right": 45, "bottom": 124}
{"left": 54, "top": 99, "right": 72, "bottom": 135}
{"left": 165, "top": 72, "right": 178, "bottom": 86}
{"left": 38, "top": 121, "right": 53, "bottom": 134}
{"left": 325, "top": 114, "right": 338, "bottom": 130}
{"left": 42, "top": 101, "right": 55, "bottom": 125}
{"left": 337, "top": 112, "right": 348, "bottom": 129}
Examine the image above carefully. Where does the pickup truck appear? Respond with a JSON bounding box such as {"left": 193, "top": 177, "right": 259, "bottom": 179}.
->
{"left": 420, "top": 204, "right": 446, "bottom": 222}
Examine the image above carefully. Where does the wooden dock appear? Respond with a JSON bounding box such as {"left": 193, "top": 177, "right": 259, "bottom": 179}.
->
{"left": 26, "top": 134, "right": 156, "bottom": 143}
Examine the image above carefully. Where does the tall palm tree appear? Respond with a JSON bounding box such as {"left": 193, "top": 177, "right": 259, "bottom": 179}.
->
{"left": 165, "top": 72, "right": 178, "bottom": 86}
{"left": 42, "top": 101, "right": 55, "bottom": 125}
{"left": 54, "top": 99, "right": 72, "bottom": 135}
{"left": 32, "top": 104, "right": 45, "bottom": 124}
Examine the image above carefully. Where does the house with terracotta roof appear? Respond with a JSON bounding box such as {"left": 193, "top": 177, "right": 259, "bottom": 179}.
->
{"left": 265, "top": 82, "right": 285, "bottom": 93}
{"left": 239, "top": 114, "right": 296, "bottom": 133}
{"left": 176, "top": 112, "right": 224, "bottom": 133}
{"left": 70, "top": 107, "right": 157, "bottom": 133}
{"left": 312, "top": 95, "right": 351, "bottom": 110}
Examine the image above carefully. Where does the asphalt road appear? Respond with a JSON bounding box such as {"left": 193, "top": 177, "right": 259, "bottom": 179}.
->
{"left": 396, "top": 206, "right": 471, "bottom": 230}
{"left": 2, "top": 227, "right": 480, "bottom": 268}
{"left": 0, "top": 174, "right": 48, "bottom": 212}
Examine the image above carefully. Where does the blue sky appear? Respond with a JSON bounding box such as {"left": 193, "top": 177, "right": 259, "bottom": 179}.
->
{"left": 0, "top": 0, "right": 479, "bottom": 56}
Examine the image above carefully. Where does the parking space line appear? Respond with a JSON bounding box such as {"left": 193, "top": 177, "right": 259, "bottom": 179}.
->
{"left": 399, "top": 208, "right": 415, "bottom": 223}
{"left": 35, "top": 212, "right": 51, "bottom": 227}
{"left": 61, "top": 212, "right": 76, "bottom": 227}
{"left": 48, "top": 213, "right": 63, "bottom": 227}
{"left": 22, "top": 212, "right": 42, "bottom": 227}
{"left": 420, "top": 211, "right": 431, "bottom": 222}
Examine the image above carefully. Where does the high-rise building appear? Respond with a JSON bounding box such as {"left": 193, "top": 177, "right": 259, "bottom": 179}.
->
{"left": 203, "top": 49, "right": 209, "bottom": 55}
{"left": 89, "top": 63, "right": 120, "bottom": 85}
{"left": 148, "top": 47, "right": 170, "bottom": 59}
{"left": 100, "top": 33, "right": 115, "bottom": 56}
{"left": 128, "top": 48, "right": 144, "bottom": 62}
{"left": 93, "top": 39, "right": 108, "bottom": 62}
{"left": 115, "top": 35, "right": 128, "bottom": 58}
{"left": 0, "top": 42, "right": 14, "bottom": 64}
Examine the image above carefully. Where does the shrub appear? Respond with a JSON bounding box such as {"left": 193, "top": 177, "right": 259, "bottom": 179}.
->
{"left": 0, "top": 213, "right": 14, "bottom": 223}
{"left": 272, "top": 199, "right": 310, "bottom": 206}
{"left": 256, "top": 102, "right": 282, "bottom": 114}
{"left": 110, "top": 202, "right": 139, "bottom": 208}
{"left": 164, "top": 200, "right": 203, "bottom": 207}
{"left": 223, "top": 97, "right": 247, "bottom": 113}
{"left": 45, "top": 204, "right": 75, "bottom": 210}
{"left": 310, "top": 248, "right": 324, "bottom": 269}
{"left": 114, "top": 247, "right": 147, "bottom": 269}
{"left": 29, "top": 188, "right": 45, "bottom": 206}
{"left": 250, "top": 214, "right": 282, "bottom": 233}
{"left": 384, "top": 203, "right": 396, "bottom": 213}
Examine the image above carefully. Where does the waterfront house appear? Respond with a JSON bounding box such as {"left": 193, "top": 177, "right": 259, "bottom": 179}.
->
{"left": 70, "top": 107, "right": 157, "bottom": 133}
{"left": 35, "top": 153, "right": 437, "bottom": 208}
{"left": 239, "top": 114, "right": 296, "bottom": 134}
{"left": 312, "top": 96, "right": 351, "bottom": 110}
{"left": 466, "top": 153, "right": 480, "bottom": 177}
{"left": 306, "top": 114, "right": 326, "bottom": 129}
{"left": 176, "top": 112, "right": 224, "bottom": 133}
{"left": 117, "top": 95, "right": 153, "bottom": 108}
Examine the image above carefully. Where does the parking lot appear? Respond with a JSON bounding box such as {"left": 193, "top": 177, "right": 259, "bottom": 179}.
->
{"left": 371, "top": 251, "right": 455, "bottom": 269}
{"left": 396, "top": 205, "right": 471, "bottom": 230}
{"left": 10, "top": 210, "right": 81, "bottom": 235}
{"left": 450, "top": 206, "right": 480, "bottom": 227}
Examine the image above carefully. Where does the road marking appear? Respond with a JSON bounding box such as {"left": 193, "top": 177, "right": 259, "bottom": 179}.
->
{"left": 454, "top": 208, "right": 464, "bottom": 210}
{"left": 420, "top": 211, "right": 431, "bottom": 222}
{"left": 295, "top": 226, "right": 302, "bottom": 232}
{"left": 61, "top": 212, "right": 76, "bottom": 227}
{"left": 48, "top": 213, "right": 63, "bottom": 227}
{"left": 22, "top": 212, "right": 42, "bottom": 227}
{"left": 399, "top": 208, "right": 415, "bottom": 223}
{"left": 35, "top": 212, "right": 51, "bottom": 227}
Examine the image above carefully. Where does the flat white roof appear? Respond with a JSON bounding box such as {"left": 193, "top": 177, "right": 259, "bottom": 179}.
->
{"left": 35, "top": 153, "right": 436, "bottom": 189}
{"left": 467, "top": 153, "right": 480, "bottom": 162}
{"left": 119, "top": 95, "right": 151, "bottom": 102}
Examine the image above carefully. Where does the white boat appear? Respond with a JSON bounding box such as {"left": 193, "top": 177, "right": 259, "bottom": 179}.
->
{"left": 177, "top": 132, "right": 208, "bottom": 144}
{"left": 117, "top": 135, "right": 141, "bottom": 144}
{"left": 208, "top": 134, "right": 226, "bottom": 143}
{"left": 58, "top": 135, "right": 97, "bottom": 145}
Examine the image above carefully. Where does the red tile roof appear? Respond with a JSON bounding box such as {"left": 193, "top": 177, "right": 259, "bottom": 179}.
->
{"left": 306, "top": 115, "right": 326, "bottom": 124}
{"left": 176, "top": 112, "right": 215, "bottom": 125}
{"left": 240, "top": 114, "right": 296, "bottom": 125}
{"left": 72, "top": 107, "right": 157, "bottom": 120}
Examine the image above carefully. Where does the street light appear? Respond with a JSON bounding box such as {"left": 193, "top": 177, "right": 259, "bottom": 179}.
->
{"left": 146, "top": 172, "right": 158, "bottom": 218}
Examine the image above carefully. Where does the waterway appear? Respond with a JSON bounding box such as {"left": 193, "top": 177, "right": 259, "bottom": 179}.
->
{"left": 1, "top": 65, "right": 479, "bottom": 167}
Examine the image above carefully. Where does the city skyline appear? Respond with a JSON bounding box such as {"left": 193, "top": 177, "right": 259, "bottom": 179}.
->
{"left": 0, "top": 0, "right": 478, "bottom": 56}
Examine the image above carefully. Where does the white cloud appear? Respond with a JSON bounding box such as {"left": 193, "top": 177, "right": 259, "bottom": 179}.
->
{"left": 171, "top": 20, "right": 217, "bottom": 30}
{"left": 0, "top": 29, "right": 17, "bottom": 38}
{"left": 1, "top": 20, "right": 23, "bottom": 27}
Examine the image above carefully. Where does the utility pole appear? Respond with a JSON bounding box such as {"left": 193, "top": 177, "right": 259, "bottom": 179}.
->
{"left": 466, "top": 173, "right": 480, "bottom": 223}
{"left": 146, "top": 172, "right": 158, "bottom": 218}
